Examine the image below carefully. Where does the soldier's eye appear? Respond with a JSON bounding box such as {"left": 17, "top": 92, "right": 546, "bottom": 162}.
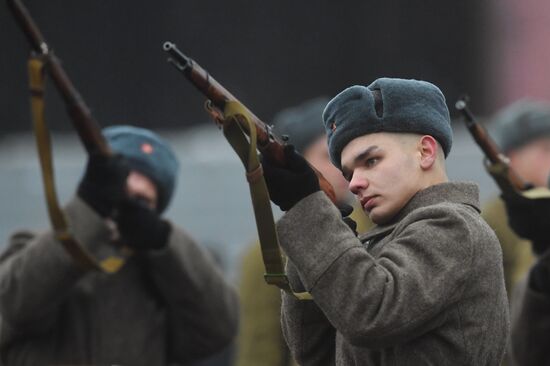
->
{"left": 365, "top": 157, "right": 379, "bottom": 167}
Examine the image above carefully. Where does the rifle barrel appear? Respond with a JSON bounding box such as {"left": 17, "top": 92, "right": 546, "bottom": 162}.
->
{"left": 455, "top": 97, "right": 529, "bottom": 191}
{"left": 163, "top": 42, "right": 193, "bottom": 73}
{"left": 7, "top": 0, "right": 48, "bottom": 54}
{"left": 7, "top": 0, "right": 111, "bottom": 156}
{"left": 163, "top": 41, "right": 337, "bottom": 203}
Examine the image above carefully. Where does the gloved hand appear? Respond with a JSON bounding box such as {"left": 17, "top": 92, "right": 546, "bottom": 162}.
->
{"left": 529, "top": 258, "right": 550, "bottom": 294}
{"left": 261, "top": 145, "right": 320, "bottom": 211}
{"left": 339, "top": 203, "right": 358, "bottom": 236}
{"left": 501, "top": 191, "right": 550, "bottom": 255}
{"left": 77, "top": 153, "right": 129, "bottom": 217}
{"left": 115, "top": 198, "right": 171, "bottom": 251}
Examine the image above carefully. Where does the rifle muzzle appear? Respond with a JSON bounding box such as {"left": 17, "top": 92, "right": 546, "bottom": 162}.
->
{"left": 163, "top": 41, "right": 191, "bottom": 72}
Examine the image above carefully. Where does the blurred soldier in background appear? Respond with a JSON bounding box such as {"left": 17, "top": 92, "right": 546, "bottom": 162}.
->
{"left": 0, "top": 125, "right": 238, "bottom": 366}
{"left": 499, "top": 162, "right": 550, "bottom": 364}
{"left": 235, "top": 97, "right": 372, "bottom": 366}
{"left": 482, "top": 100, "right": 550, "bottom": 297}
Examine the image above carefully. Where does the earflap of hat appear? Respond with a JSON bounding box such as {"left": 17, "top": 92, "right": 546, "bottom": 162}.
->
{"left": 323, "top": 85, "right": 383, "bottom": 169}
{"left": 369, "top": 78, "right": 453, "bottom": 157}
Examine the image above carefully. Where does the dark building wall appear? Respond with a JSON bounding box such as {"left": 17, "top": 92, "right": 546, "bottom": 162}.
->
{"left": 1, "top": 0, "right": 485, "bottom": 134}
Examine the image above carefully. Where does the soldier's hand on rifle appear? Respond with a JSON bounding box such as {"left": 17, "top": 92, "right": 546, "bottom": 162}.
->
{"left": 528, "top": 257, "right": 550, "bottom": 294}
{"left": 261, "top": 145, "right": 320, "bottom": 211}
{"left": 501, "top": 191, "right": 550, "bottom": 255}
{"left": 338, "top": 203, "right": 358, "bottom": 236}
{"left": 115, "top": 198, "right": 171, "bottom": 251}
{"left": 77, "top": 153, "right": 129, "bottom": 217}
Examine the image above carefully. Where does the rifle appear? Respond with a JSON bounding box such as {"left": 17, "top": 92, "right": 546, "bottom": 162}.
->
{"left": 455, "top": 98, "right": 531, "bottom": 192}
{"left": 7, "top": 0, "right": 128, "bottom": 274}
{"left": 163, "top": 41, "right": 334, "bottom": 299}
{"left": 7, "top": 0, "right": 111, "bottom": 156}
{"left": 162, "top": 41, "right": 336, "bottom": 202}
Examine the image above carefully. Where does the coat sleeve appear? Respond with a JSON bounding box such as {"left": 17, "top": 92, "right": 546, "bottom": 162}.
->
{"left": 144, "top": 225, "right": 239, "bottom": 363}
{"left": 509, "top": 259, "right": 550, "bottom": 365}
{"left": 280, "top": 260, "right": 336, "bottom": 365}
{"left": 277, "top": 191, "right": 475, "bottom": 349}
{"left": 0, "top": 197, "right": 112, "bottom": 338}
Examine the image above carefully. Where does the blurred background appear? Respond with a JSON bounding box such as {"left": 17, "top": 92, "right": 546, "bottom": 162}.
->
{"left": 2, "top": 0, "right": 550, "bottom": 364}
{"left": 2, "top": 0, "right": 550, "bottom": 274}
{"left": 1, "top": 0, "right": 550, "bottom": 282}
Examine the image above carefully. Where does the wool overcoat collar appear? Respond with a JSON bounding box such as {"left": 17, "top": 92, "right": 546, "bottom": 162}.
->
{"left": 360, "top": 182, "right": 480, "bottom": 241}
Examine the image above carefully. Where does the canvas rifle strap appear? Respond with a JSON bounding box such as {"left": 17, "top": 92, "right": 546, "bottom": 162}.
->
{"left": 27, "top": 56, "right": 126, "bottom": 274}
{"left": 215, "top": 100, "right": 312, "bottom": 300}
{"left": 485, "top": 160, "right": 550, "bottom": 200}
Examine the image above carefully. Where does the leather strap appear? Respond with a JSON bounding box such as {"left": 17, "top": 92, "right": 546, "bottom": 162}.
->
{"left": 27, "top": 56, "right": 128, "bottom": 273}
{"left": 218, "top": 101, "right": 312, "bottom": 300}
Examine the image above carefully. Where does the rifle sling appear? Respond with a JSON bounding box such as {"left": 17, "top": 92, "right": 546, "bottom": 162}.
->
{"left": 27, "top": 56, "right": 126, "bottom": 274}
{"left": 220, "top": 101, "right": 312, "bottom": 301}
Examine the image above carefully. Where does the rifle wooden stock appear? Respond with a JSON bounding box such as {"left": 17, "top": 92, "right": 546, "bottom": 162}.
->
{"left": 455, "top": 99, "right": 529, "bottom": 191}
{"left": 7, "top": 0, "right": 111, "bottom": 156}
{"left": 163, "top": 41, "right": 336, "bottom": 203}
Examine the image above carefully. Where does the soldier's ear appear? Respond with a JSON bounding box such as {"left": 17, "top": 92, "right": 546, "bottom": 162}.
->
{"left": 418, "top": 135, "right": 438, "bottom": 170}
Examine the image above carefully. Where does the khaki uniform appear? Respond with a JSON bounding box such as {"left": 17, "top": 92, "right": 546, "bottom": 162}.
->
{"left": 236, "top": 244, "right": 292, "bottom": 366}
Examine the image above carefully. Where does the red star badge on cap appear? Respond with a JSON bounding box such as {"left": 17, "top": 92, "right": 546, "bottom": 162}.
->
{"left": 141, "top": 142, "right": 154, "bottom": 154}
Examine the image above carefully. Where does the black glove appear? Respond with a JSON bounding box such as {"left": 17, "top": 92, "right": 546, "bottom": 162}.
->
{"left": 261, "top": 145, "right": 320, "bottom": 211}
{"left": 501, "top": 191, "right": 550, "bottom": 255}
{"left": 339, "top": 203, "right": 358, "bottom": 236}
{"left": 77, "top": 153, "right": 130, "bottom": 217}
{"left": 529, "top": 259, "right": 550, "bottom": 294}
{"left": 115, "top": 198, "right": 171, "bottom": 251}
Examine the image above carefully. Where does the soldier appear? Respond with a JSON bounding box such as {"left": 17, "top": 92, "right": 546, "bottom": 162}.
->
{"left": 482, "top": 100, "right": 550, "bottom": 297}
{"left": 0, "top": 125, "right": 238, "bottom": 365}
{"left": 236, "top": 98, "right": 372, "bottom": 366}
{"left": 261, "top": 78, "right": 510, "bottom": 365}
{"left": 500, "top": 165, "right": 550, "bottom": 364}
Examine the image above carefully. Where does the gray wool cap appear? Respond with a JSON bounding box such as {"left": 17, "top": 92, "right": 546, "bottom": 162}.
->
{"left": 490, "top": 99, "right": 550, "bottom": 153}
{"left": 103, "top": 125, "right": 179, "bottom": 213}
{"left": 322, "top": 78, "right": 452, "bottom": 169}
{"left": 272, "top": 97, "right": 330, "bottom": 154}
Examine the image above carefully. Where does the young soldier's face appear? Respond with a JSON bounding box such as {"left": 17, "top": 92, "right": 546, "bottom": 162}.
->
{"left": 340, "top": 132, "right": 422, "bottom": 224}
{"left": 126, "top": 171, "right": 158, "bottom": 210}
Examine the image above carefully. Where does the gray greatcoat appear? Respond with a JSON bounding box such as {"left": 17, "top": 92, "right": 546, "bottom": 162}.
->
{"left": 0, "top": 197, "right": 238, "bottom": 365}
{"left": 278, "top": 182, "right": 510, "bottom": 365}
